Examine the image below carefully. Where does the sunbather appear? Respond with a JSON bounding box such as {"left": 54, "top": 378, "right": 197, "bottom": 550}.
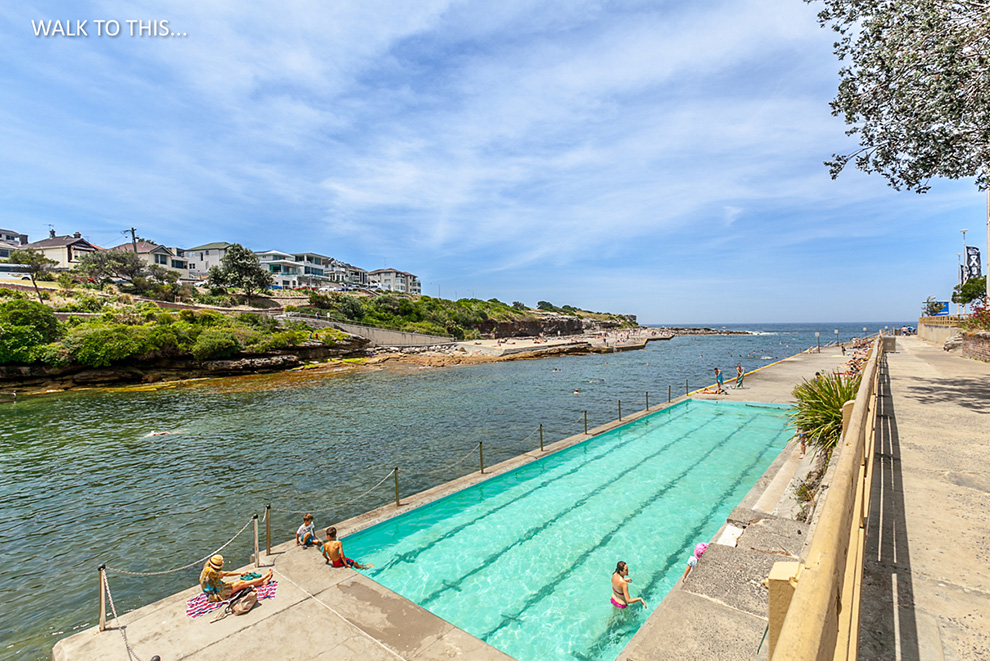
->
{"left": 199, "top": 555, "right": 272, "bottom": 603}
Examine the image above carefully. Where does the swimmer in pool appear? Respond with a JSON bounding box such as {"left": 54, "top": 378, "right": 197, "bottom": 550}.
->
{"left": 610, "top": 561, "right": 646, "bottom": 610}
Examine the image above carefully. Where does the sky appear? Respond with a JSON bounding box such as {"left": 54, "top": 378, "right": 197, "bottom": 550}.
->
{"left": 0, "top": 1, "right": 985, "bottom": 324}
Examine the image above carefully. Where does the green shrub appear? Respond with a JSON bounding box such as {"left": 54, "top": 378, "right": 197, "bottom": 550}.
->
{"left": 0, "top": 288, "right": 27, "bottom": 299}
{"left": 236, "top": 312, "right": 278, "bottom": 332}
{"left": 789, "top": 372, "right": 863, "bottom": 462}
{"left": 66, "top": 327, "right": 144, "bottom": 367}
{"left": 196, "top": 310, "right": 226, "bottom": 327}
{"left": 56, "top": 296, "right": 105, "bottom": 313}
{"left": 191, "top": 329, "right": 241, "bottom": 360}
{"left": 0, "top": 299, "right": 60, "bottom": 342}
{"left": 0, "top": 325, "right": 44, "bottom": 363}
{"left": 33, "top": 342, "right": 71, "bottom": 367}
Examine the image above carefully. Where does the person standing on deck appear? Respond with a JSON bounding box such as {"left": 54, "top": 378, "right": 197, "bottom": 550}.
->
{"left": 735, "top": 363, "right": 744, "bottom": 389}
{"left": 714, "top": 367, "right": 725, "bottom": 395}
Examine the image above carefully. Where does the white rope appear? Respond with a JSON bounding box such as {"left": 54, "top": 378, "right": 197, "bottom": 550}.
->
{"left": 412, "top": 442, "right": 482, "bottom": 478}
{"left": 271, "top": 569, "right": 407, "bottom": 660}
{"left": 106, "top": 518, "right": 255, "bottom": 576}
{"left": 102, "top": 572, "right": 145, "bottom": 661}
{"left": 273, "top": 468, "right": 396, "bottom": 515}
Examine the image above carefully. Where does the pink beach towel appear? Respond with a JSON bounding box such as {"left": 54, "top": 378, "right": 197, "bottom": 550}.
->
{"left": 185, "top": 582, "right": 278, "bottom": 618}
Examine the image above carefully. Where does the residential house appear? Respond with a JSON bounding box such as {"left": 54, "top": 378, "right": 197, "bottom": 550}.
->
{"left": 256, "top": 250, "right": 306, "bottom": 288}
{"left": 186, "top": 242, "right": 233, "bottom": 276}
{"left": 0, "top": 228, "right": 28, "bottom": 246}
{"left": 368, "top": 268, "right": 421, "bottom": 295}
{"left": 0, "top": 239, "right": 18, "bottom": 260}
{"left": 109, "top": 242, "right": 189, "bottom": 279}
{"left": 23, "top": 230, "right": 98, "bottom": 269}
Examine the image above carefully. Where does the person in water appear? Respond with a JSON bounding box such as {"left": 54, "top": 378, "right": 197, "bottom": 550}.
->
{"left": 680, "top": 543, "right": 708, "bottom": 582}
{"left": 610, "top": 561, "right": 646, "bottom": 609}
{"left": 199, "top": 555, "right": 273, "bottom": 603}
{"left": 322, "top": 527, "right": 372, "bottom": 569}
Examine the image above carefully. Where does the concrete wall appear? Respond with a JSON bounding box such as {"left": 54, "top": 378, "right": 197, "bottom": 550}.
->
{"left": 918, "top": 319, "right": 961, "bottom": 346}
{"left": 963, "top": 332, "right": 990, "bottom": 362}
{"left": 330, "top": 321, "right": 454, "bottom": 347}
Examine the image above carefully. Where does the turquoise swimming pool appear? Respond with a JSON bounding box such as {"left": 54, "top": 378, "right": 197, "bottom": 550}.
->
{"left": 344, "top": 399, "right": 793, "bottom": 661}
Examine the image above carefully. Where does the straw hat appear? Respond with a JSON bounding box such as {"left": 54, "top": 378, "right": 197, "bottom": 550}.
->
{"left": 208, "top": 555, "right": 224, "bottom": 570}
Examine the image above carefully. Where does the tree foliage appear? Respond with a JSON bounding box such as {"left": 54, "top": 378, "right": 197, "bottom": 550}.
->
{"left": 209, "top": 244, "right": 273, "bottom": 299}
{"left": 812, "top": 1, "right": 990, "bottom": 191}
{"left": 952, "top": 276, "right": 987, "bottom": 305}
{"left": 921, "top": 295, "right": 945, "bottom": 317}
{"left": 76, "top": 250, "right": 146, "bottom": 283}
{"left": 8, "top": 249, "right": 57, "bottom": 303}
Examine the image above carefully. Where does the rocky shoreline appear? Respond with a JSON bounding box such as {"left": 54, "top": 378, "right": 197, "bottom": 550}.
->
{"left": 0, "top": 326, "right": 749, "bottom": 397}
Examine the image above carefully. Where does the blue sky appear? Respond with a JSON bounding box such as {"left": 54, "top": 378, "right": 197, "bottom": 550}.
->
{"left": 1, "top": 1, "right": 984, "bottom": 323}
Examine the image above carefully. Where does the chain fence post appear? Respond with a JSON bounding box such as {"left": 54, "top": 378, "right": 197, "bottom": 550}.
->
{"left": 394, "top": 467, "right": 400, "bottom": 507}
{"left": 668, "top": 385, "right": 672, "bottom": 402}
{"left": 98, "top": 564, "right": 107, "bottom": 632}
{"left": 584, "top": 411, "right": 588, "bottom": 434}
{"left": 265, "top": 504, "right": 271, "bottom": 557}
{"left": 618, "top": 400, "right": 622, "bottom": 420}
{"left": 685, "top": 379, "right": 689, "bottom": 396}
{"left": 539, "top": 424, "right": 544, "bottom": 452}
{"left": 253, "top": 514, "right": 260, "bottom": 568}
{"left": 646, "top": 391, "right": 649, "bottom": 410}
{"left": 479, "top": 442, "right": 485, "bottom": 474}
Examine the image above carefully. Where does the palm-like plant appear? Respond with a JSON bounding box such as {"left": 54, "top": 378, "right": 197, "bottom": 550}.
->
{"left": 789, "top": 371, "right": 862, "bottom": 461}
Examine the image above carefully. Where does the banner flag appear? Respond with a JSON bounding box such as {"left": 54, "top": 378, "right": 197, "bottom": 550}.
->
{"left": 966, "top": 246, "right": 982, "bottom": 279}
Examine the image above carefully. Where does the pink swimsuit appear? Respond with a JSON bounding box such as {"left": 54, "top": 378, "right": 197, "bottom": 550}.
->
{"left": 610, "top": 587, "right": 627, "bottom": 609}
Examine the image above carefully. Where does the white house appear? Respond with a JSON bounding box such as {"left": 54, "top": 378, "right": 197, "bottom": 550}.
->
{"left": 186, "top": 242, "right": 233, "bottom": 276}
{"left": 368, "top": 268, "right": 421, "bottom": 294}
{"left": 23, "top": 230, "right": 98, "bottom": 269}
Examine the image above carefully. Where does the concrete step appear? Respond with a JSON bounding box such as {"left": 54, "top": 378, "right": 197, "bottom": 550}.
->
{"left": 752, "top": 440, "right": 803, "bottom": 514}
{"left": 773, "top": 449, "right": 819, "bottom": 520}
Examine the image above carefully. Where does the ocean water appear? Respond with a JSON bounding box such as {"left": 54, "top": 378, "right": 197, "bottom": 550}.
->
{"left": 0, "top": 322, "right": 906, "bottom": 658}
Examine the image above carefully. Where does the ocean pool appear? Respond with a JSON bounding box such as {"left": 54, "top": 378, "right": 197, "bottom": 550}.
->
{"left": 343, "top": 398, "right": 794, "bottom": 661}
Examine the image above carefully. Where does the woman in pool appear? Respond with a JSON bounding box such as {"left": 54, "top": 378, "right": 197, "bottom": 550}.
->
{"left": 610, "top": 561, "right": 646, "bottom": 610}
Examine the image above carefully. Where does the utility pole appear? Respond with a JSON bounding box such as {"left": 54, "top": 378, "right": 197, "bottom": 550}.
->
{"left": 128, "top": 227, "right": 138, "bottom": 253}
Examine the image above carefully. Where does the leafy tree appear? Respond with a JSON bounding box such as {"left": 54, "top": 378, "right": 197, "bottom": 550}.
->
{"left": 922, "top": 295, "right": 945, "bottom": 317}
{"left": 811, "top": 1, "right": 990, "bottom": 191}
{"left": 512, "top": 301, "right": 527, "bottom": 311}
{"left": 76, "top": 250, "right": 146, "bottom": 283}
{"left": 0, "top": 299, "right": 60, "bottom": 342}
{"left": 537, "top": 301, "right": 556, "bottom": 312}
{"left": 211, "top": 245, "right": 273, "bottom": 300}
{"left": 952, "top": 277, "right": 987, "bottom": 306}
{"left": 7, "top": 249, "right": 57, "bottom": 303}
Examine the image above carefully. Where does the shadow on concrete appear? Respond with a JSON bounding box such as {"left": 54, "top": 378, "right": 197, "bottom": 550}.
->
{"left": 902, "top": 376, "right": 990, "bottom": 414}
{"left": 858, "top": 354, "right": 920, "bottom": 660}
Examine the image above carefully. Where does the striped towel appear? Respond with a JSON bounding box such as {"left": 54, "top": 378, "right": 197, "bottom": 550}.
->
{"left": 185, "top": 582, "right": 278, "bottom": 618}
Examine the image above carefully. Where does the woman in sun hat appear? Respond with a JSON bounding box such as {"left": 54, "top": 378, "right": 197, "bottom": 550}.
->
{"left": 199, "top": 555, "right": 273, "bottom": 603}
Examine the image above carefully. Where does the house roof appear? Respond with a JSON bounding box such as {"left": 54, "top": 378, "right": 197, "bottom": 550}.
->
{"left": 188, "top": 242, "right": 233, "bottom": 251}
{"left": 369, "top": 268, "right": 417, "bottom": 277}
{"left": 25, "top": 235, "right": 98, "bottom": 250}
{"left": 109, "top": 241, "right": 171, "bottom": 254}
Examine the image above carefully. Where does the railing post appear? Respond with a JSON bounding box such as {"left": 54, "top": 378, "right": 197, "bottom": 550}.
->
{"left": 265, "top": 504, "right": 271, "bottom": 556}
{"left": 98, "top": 564, "right": 107, "bottom": 632}
{"left": 253, "top": 514, "right": 260, "bottom": 568}
{"left": 686, "top": 379, "right": 689, "bottom": 395}
{"left": 646, "top": 392, "right": 649, "bottom": 410}
{"left": 584, "top": 411, "right": 588, "bottom": 434}
{"left": 618, "top": 400, "right": 622, "bottom": 420}
{"left": 668, "top": 385, "right": 671, "bottom": 402}
{"left": 539, "top": 424, "right": 544, "bottom": 452}
{"left": 479, "top": 442, "right": 485, "bottom": 474}
{"left": 394, "top": 467, "right": 400, "bottom": 507}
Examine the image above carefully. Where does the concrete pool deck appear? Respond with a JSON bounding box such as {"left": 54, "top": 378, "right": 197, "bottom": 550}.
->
{"left": 53, "top": 347, "right": 852, "bottom": 661}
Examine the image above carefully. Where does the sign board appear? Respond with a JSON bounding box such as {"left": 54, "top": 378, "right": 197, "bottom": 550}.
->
{"left": 934, "top": 301, "right": 950, "bottom": 316}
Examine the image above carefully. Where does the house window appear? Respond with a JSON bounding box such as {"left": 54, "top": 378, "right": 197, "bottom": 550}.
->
{"left": 155, "top": 254, "right": 168, "bottom": 265}
{"left": 171, "top": 260, "right": 185, "bottom": 269}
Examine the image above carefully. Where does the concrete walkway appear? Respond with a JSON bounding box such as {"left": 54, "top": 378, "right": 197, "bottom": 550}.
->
{"left": 859, "top": 336, "right": 990, "bottom": 661}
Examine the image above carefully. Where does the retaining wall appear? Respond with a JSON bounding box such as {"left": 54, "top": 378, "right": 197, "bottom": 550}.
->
{"left": 330, "top": 321, "right": 454, "bottom": 347}
{"left": 917, "top": 318, "right": 961, "bottom": 346}
{"left": 963, "top": 332, "right": 990, "bottom": 362}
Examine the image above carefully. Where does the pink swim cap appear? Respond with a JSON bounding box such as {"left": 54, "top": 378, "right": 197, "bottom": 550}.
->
{"left": 694, "top": 543, "right": 709, "bottom": 559}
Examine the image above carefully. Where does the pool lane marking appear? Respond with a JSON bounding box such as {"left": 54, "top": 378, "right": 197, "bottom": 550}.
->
{"left": 575, "top": 424, "right": 796, "bottom": 659}
{"left": 471, "top": 412, "right": 774, "bottom": 643}
{"left": 386, "top": 409, "right": 722, "bottom": 597}
{"left": 363, "top": 405, "right": 695, "bottom": 573}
